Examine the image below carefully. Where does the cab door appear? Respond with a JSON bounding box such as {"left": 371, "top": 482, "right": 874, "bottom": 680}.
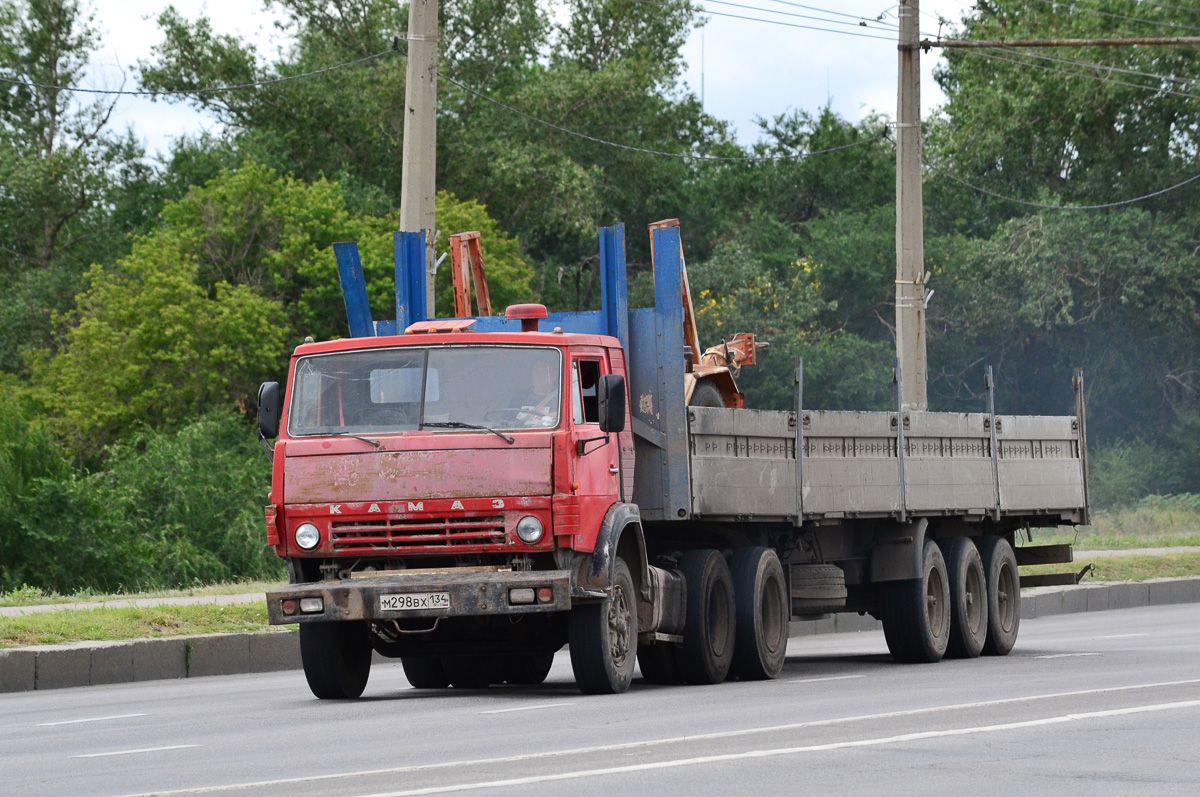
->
{"left": 569, "top": 354, "right": 621, "bottom": 527}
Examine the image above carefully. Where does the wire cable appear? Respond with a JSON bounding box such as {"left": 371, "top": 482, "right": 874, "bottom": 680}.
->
{"left": 701, "top": 0, "right": 898, "bottom": 31}
{"left": 962, "top": 48, "right": 1200, "bottom": 101}
{"left": 1023, "top": 0, "right": 1200, "bottom": 35}
{"left": 440, "top": 70, "right": 888, "bottom": 162}
{"left": 0, "top": 47, "right": 399, "bottom": 96}
{"left": 933, "top": 166, "right": 1200, "bottom": 209}
{"left": 693, "top": 6, "right": 896, "bottom": 39}
{"left": 993, "top": 46, "right": 1200, "bottom": 88}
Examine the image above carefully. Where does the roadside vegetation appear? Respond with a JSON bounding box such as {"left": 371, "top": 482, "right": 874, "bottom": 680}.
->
{"left": 4, "top": 1, "right": 1200, "bottom": 602}
{"left": 0, "top": 603, "right": 272, "bottom": 649}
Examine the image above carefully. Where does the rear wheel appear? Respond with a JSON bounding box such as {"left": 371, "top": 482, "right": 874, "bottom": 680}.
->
{"left": 674, "top": 549, "right": 736, "bottom": 684}
{"left": 979, "top": 536, "right": 1021, "bottom": 656}
{"left": 299, "top": 621, "right": 372, "bottom": 699}
{"left": 881, "top": 539, "right": 951, "bottom": 664}
{"left": 401, "top": 656, "right": 449, "bottom": 689}
{"left": 939, "top": 537, "right": 988, "bottom": 659}
{"left": 569, "top": 557, "right": 638, "bottom": 694}
{"left": 730, "top": 547, "right": 789, "bottom": 680}
{"left": 637, "top": 642, "right": 683, "bottom": 685}
{"left": 501, "top": 653, "right": 555, "bottom": 685}
{"left": 442, "top": 655, "right": 498, "bottom": 689}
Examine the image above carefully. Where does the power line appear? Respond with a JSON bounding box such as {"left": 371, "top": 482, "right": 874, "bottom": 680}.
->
{"left": 759, "top": 0, "right": 899, "bottom": 25}
{"left": 440, "top": 70, "right": 888, "bottom": 162}
{"left": 1025, "top": 0, "right": 1200, "bottom": 35}
{"left": 693, "top": 6, "right": 896, "bottom": 40}
{"left": 962, "top": 48, "right": 1200, "bottom": 101}
{"left": 932, "top": 165, "right": 1200, "bottom": 209}
{"left": 994, "top": 46, "right": 1200, "bottom": 88}
{"left": 701, "top": 0, "right": 898, "bottom": 31}
{"left": 0, "top": 47, "right": 399, "bottom": 97}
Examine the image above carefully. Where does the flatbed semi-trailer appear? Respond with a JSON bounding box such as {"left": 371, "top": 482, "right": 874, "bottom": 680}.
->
{"left": 259, "top": 220, "right": 1088, "bottom": 697}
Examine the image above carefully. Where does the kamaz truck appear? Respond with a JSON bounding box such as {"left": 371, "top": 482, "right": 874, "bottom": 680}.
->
{"left": 257, "top": 220, "right": 1089, "bottom": 697}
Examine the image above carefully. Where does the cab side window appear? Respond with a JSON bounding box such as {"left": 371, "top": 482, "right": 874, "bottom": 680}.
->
{"left": 574, "top": 360, "right": 601, "bottom": 424}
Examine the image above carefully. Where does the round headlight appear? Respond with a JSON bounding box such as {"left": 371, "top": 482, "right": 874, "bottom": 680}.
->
{"left": 294, "top": 523, "right": 321, "bottom": 550}
{"left": 515, "top": 516, "right": 544, "bottom": 544}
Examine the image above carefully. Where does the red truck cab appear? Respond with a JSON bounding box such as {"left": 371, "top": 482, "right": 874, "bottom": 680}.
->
{"left": 261, "top": 311, "right": 640, "bottom": 695}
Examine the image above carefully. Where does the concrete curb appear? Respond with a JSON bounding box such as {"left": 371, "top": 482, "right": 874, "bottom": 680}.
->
{"left": 4, "top": 577, "right": 1200, "bottom": 694}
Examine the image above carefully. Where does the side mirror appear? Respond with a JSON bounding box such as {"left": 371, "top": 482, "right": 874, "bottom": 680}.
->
{"left": 257, "top": 382, "right": 282, "bottom": 439}
{"left": 597, "top": 374, "right": 626, "bottom": 433}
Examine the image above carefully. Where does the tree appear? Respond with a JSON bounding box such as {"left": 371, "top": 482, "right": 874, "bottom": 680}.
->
{"left": 0, "top": 0, "right": 151, "bottom": 373}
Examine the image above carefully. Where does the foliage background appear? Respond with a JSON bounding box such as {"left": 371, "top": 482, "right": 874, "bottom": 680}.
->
{"left": 2, "top": 0, "right": 1198, "bottom": 592}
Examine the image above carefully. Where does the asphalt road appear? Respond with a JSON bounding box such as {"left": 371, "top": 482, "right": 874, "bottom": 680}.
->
{"left": 4, "top": 604, "right": 1199, "bottom": 797}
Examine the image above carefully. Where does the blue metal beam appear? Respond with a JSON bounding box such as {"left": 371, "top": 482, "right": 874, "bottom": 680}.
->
{"left": 333, "top": 242, "right": 374, "bottom": 338}
{"left": 598, "top": 224, "right": 629, "bottom": 350}
{"left": 395, "top": 230, "right": 429, "bottom": 330}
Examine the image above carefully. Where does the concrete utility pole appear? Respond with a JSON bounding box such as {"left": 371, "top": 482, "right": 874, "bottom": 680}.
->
{"left": 895, "top": 0, "right": 928, "bottom": 410}
{"left": 399, "top": 0, "right": 439, "bottom": 315}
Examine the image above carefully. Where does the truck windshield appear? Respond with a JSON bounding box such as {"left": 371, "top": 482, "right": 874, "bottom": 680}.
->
{"left": 287, "top": 346, "right": 563, "bottom": 437}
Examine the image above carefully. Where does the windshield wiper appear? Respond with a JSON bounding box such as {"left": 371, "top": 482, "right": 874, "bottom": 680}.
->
{"left": 421, "top": 421, "right": 515, "bottom": 445}
{"left": 330, "top": 432, "right": 384, "bottom": 449}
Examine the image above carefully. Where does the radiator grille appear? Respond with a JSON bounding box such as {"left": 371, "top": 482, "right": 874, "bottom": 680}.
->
{"left": 329, "top": 515, "right": 507, "bottom": 551}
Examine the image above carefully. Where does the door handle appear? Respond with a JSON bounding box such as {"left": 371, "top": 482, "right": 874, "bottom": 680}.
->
{"left": 609, "top": 467, "right": 619, "bottom": 474}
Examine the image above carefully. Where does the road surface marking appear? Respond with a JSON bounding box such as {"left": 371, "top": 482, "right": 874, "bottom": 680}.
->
{"left": 1033, "top": 653, "right": 1102, "bottom": 659}
{"left": 782, "top": 675, "right": 867, "bottom": 685}
{"left": 117, "top": 677, "right": 1200, "bottom": 796}
{"left": 75, "top": 745, "right": 198, "bottom": 759}
{"left": 355, "top": 700, "right": 1200, "bottom": 796}
{"left": 39, "top": 713, "right": 147, "bottom": 727}
{"left": 1099, "top": 633, "right": 1148, "bottom": 639}
{"left": 479, "top": 703, "right": 574, "bottom": 715}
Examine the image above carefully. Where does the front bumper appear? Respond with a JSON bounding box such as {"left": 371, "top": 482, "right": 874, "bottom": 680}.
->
{"left": 266, "top": 569, "right": 572, "bottom": 624}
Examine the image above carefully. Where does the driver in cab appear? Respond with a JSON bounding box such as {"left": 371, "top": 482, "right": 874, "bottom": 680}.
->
{"left": 515, "top": 360, "right": 560, "bottom": 428}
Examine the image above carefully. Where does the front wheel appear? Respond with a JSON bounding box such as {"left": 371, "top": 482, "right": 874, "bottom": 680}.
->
{"left": 569, "top": 557, "right": 638, "bottom": 694}
{"left": 501, "top": 653, "right": 556, "bottom": 685}
{"left": 881, "top": 539, "right": 951, "bottom": 664}
{"left": 299, "top": 621, "right": 372, "bottom": 699}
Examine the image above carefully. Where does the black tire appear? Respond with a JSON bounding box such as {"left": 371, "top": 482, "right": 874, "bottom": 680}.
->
{"left": 299, "top": 621, "right": 372, "bottom": 699}
{"left": 881, "top": 539, "right": 951, "bottom": 664}
{"left": 939, "top": 537, "right": 988, "bottom": 659}
{"left": 689, "top": 380, "right": 725, "bottom": 408}
{"left": 979, "top": 535, "right": 1021, "bottom": 656}
{"left": 637, "top": 642, "right": 683, "bottom": 685}
{"left": 730, "top": 547, "right": 789, "bottom": 680}
{"left": 569, "top": 557, "right": 638, "bottom": 694}
{"left": 401, "top": 656, "right": 449, "bottom": 689}
{"left": 790, "top": 563, "right": 848, "bottom": 615}
{"left": 501, "top": 653, "right": 556, "bottom": 685}
{"left": 442, "top": 655, "right": 498, "bottom": 689}
{"left": 674, "top": 549, "right": 736, "bottom": 684}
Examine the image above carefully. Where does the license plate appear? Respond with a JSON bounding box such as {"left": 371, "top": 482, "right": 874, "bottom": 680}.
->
{"left": 379, "top": 592, "right": 450, "bottom": 612}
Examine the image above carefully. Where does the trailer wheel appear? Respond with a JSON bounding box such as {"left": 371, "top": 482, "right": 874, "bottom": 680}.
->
{"left": 569, "top": 557, "right": 638, "bottom": 694}
{"left": 502, "top": 653, "right": 555, "bottom": 685}
{"left": 979, "top": 536, "right": 1021, "bottom": 656}
{"left": 637, "top": 643, "right": 683, "bottom": 685}
{"left": 881, "top": 539, "right": 950, "bottom": 664}
{"left": 442, "top": 655, "right": 498, "bottom": 689}
{"left": 401, "top": 656, "right": 449, "bottom": 689}
{"left": 939, "top": 537, "right": 988, "bottom": 659}
{"left": 299, "top": 621, "right": 372, "bottom": 699}
{"left": 674, "top": 549, "right": 736, "bottom": 684}
{"left": 730, "top": 547, "right": 788, "bottom": 680}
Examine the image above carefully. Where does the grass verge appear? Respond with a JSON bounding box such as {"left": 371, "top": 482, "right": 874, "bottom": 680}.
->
{"left": 1022, "top": 552, "right": 1200, "bottom": 585}
{"left": 1038, "top": 494, "right": 1200, "bottom": 550}
{"left": 0, "top": 604, "right": 274, "bottom": 649}
{"left": 0, "top": 580, "right": 284, "bottom": 608}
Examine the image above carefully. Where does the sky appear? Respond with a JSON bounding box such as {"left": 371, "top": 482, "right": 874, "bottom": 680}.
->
{"left": 84, "top": 0, "right": 971, "bottom": 159}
